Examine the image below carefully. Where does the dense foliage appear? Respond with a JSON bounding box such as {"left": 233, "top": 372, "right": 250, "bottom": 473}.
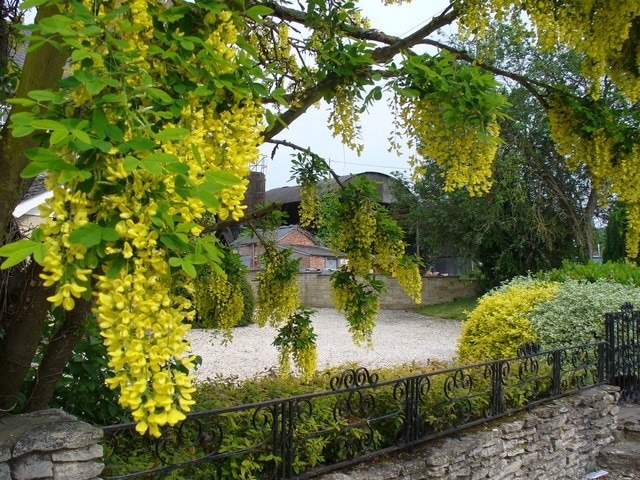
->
{"left": 0, "top": 0, "right": 639, "bottom": 438}
{"left": 458, "top": 262, "right": 640, "bottom": 361}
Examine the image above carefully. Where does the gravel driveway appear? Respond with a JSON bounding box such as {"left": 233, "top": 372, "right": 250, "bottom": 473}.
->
{"left": 188, "top": 308, "right": 462, "bottom": 382}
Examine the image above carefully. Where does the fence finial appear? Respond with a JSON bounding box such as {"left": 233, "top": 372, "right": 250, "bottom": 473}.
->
{"left": 620, "top": 302, "right": 634, "bottom": 312}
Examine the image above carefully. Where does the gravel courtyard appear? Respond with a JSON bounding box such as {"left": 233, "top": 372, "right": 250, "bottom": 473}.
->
{"left": 188, "top": 308, "right": 462, "bottom": 382}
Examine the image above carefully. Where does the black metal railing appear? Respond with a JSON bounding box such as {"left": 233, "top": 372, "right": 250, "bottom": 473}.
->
{"left": 605, "top": 302, "right": 640, "bottom": 403}
{"left": 102, "top": 341, "right": 606, "bottom": 480}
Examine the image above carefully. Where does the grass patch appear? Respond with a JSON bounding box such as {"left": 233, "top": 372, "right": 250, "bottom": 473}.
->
{"left": 415, "top": 296, "right": 479, "bottom": 321}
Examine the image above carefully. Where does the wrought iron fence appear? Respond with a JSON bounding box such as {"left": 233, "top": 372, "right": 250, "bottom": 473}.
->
{"left": 605, "top": 302, "right": 640, "bottom": 403}
{"left": 102, "top": 341, "right": 606, "bottom": 480}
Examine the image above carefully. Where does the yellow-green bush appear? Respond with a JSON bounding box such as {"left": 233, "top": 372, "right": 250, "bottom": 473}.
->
{"left": 457, "top": 278, "right": 560, "bottom": 362}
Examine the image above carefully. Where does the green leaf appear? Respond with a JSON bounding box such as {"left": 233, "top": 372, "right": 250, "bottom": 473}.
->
{"left": 21, "top": 162, "right": 47, "bottom": 178}
{"left": 33, "top": 242, "right": 46, "bottom": 264}
{"left": 69, "top": 224, "right": 103, "bottom": 247}
{"left": 92, "top": 108, "right": 108, "bottom": 138}
{"left": 119, "top": 137, "right": 155, "bottom": 153}
{"left": 24, "top": 147, "right": 62, "bottom": 162}
{"left": 139, "top": 158, "right": 164, "bottom": 174}
{"left": 9, "top": 111, "right": 35, "bottom": 126}
{"left": 106, "top": 256, "right": 125, "bottom": 278}
{"left": 105, "top": 124, "right": 124, "bottom": 142}
{"left": 164, "top": 162, "right": 189, "bottom": 175}
{"left": 123, "top": 155, "right": 139, "bottom": 171}
{"left": 185, "top": 253, "right": 208, "bottom": 265}
{"left": 7, "top": 97, "right": 36, "bottom": 107}
{"left": 32, "top": 119, "right": 65, "bottom": 130}
{"left": 50, "top": 128, "right": 70, "bottom": 145}
{"left": 252, "top": 82, "right": 269, "bottom": 97}
{"left": 11, "top": 125, "right": 35, "bottom": 137}
{"left": 146, "top": 152, "right": 178, "bottom": 164}
{"left": 68, "top": 223, "right": 119, "bottom": 247}
{"left": 146, "top": 87, "right": 173, "bottom": 104}
{"left": 71, "top": 128, "right": 92, "bottom": 145}
{"left": 19, "top": 0, "right": 49, "bottom": 9}
{"left": 182, "top": 261, "right": 197, "bottom": 277}
{"left": 192, "top": 85, "right": 213, "bottom": 96}
{"left": 168, "top": 256, "right": 182, "bottom": 267}
{"left": 160, "top": 233, "right": 190, "bottom": 250}
{"left": 58, "top": 168, "right": 91, "bottom": 183}
{"left": 155, "top": 128, "right": 189, "bottom": 142}
{"left": 0, "top": 239, "right": 36, "bottom": 268}
{"left": 245, "top": 5, "right": 273, "bottom": 22}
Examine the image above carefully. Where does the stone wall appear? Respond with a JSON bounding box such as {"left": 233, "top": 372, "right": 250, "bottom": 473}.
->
{"left": 248, "top": 272, "right": 482, "bottom": 309}
{"left": 0, "top": 409, "right": 103, "bottom": 480}
{"left": 317, "top": 386, "right": 619, "bottom": 480}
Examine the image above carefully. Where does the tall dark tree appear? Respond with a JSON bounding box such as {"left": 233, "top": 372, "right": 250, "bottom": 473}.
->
{"left": 603, "top": 202, "right": 632, "bottom": 263}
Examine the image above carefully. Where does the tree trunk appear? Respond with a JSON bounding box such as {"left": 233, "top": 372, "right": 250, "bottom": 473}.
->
{"left": 0, "top": 4, "right": 70, "bottom": 413}
{"left": 23, "top": 297, "right": 91, "bottom": 412}
{"left": 0, "top": 261, "right": 53, "bottom": 412}
{"left": 0, "top": 3, "right": 67, "bottom": 236}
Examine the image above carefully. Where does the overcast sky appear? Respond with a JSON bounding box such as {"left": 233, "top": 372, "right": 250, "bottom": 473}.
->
{"left": 260, "top": 0, "right": 453, "bottom": 190}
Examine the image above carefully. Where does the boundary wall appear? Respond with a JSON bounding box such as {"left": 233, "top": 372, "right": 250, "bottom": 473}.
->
{"left": 248, "top": 272, "right": 482, "bottom": 309}
{"left": 317, "top": 386, "right": 619, "bottom": 480}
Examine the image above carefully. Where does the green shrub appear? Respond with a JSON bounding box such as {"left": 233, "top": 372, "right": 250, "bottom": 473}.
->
{"left": 51, "top": 320, "right": 131, "bottom": 425}
{"left": 529, "top": 279, "right": 640, "bottom": 349}
{"left": 457, "top": 278, "right": 559, "bottom": 362}
{"left": 540, "top": 259, "right": 640, "bottom": 286}
{"left": 237, "top": 275, "right": 255, "bottom": 327}
{"left": 458, "top": 264, "right": 640, "bottom": 362}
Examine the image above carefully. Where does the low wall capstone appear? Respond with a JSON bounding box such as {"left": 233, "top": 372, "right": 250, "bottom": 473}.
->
{"left": 0, "top": 409, "right": 103, "bottom": 480}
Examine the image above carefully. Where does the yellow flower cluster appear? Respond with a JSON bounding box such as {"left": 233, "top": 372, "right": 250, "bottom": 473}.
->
{"left": 328, "top": 83, "right": 364, "bottom": 156}
{"left": 96, "top": 257, "right": 197, "bottom": 437}
{"left": 332, "top": 196, "right": 378, "bottom": 276}
{"left": 34, "top": 2, "right": 264, "bottom": 436}
{"left": 459, "top": 0, "right": 640, "bottom": 101}
{"left": 194, "top": 272, "right": 244, "bottom": 342}
{"left": 39, "top": 176, "right": 93, "bottom": 311}
{"left": 397, "top": 94, "right": 498, "bottom": 196}
{"left": 278, "top": 345, "right": 317, "bottom": 382}
{"left": 394, "top": 261, "right": 422, "bottom": 304}
{"left": 331, "top": 272, "right": 379, "bottom": 347}
{"left": 274, "top": 308, "right": 318, "bottom": 381}
{"left": 130, "top": 0, "right": 153, "bottom": 40}
{"left": 547, "top": 96, "right": 640, "bottom": 258}
{"left": 299, "top": 182, "right": 319, "bottom": 229}
{"left": 255, "top": 249, "right": 299, "bottom": 327}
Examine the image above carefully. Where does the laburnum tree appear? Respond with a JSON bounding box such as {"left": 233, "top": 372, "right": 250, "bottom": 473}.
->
{"left": 0, "top": 0, "right": 638, "bottom": 437}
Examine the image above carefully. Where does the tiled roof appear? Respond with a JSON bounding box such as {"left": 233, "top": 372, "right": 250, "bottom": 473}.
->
{"left": 265, "top": 171, "right": 398, "bottom": 205}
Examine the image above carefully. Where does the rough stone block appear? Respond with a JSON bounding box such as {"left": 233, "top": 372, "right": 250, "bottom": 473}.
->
{"left": 13, "top": 420, "right": 102, "bottom": 457}
{"left": 0, "top": 462, "right": 10, "bottom": 480}
{"left": 52, "top": 444, "right": 103, "bottom": 462}
{"left": 53, "top": 460, "right": 105, "bottom": 480}
{"left": 12, "top": 453, "right": 52, "bottom": 480}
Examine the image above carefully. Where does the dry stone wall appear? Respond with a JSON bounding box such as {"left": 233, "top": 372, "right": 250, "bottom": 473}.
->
{"left": 0, "top": 409, "right": 103, "bottom": 480}
{"left": 317, "top": 386, "right": 619, "bottom": 480}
